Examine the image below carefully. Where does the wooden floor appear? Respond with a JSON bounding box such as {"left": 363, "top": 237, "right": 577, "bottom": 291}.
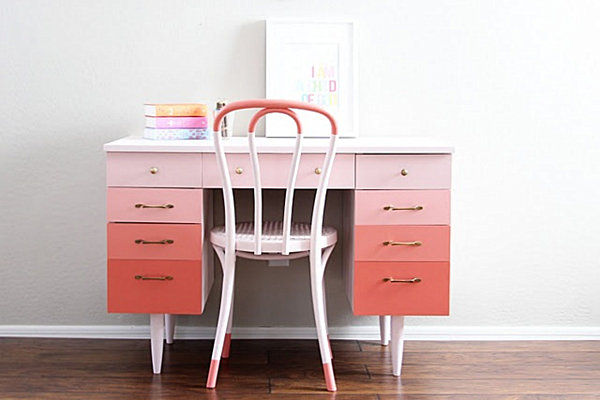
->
{"left": 0, "top": 338, "right": 599, "bottom": 399}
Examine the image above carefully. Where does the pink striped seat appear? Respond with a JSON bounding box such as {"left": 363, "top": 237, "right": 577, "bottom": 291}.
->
{"left": 210, "top": 221, "right": 337, "bottom": 254}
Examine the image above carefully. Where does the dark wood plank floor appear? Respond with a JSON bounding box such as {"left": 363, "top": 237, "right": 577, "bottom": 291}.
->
{"left": 0, "top": 338, "right": 599, "bottom": 399}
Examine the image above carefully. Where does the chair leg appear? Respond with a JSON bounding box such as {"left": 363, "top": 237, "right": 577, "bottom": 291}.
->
{"left": 379, "top": 315, "right": 391, "bottom": 346}
{"left": 206, "top": 249, "right": 236, "bottom": 389}
{"left": 222, "top": 292, "right": 234, "bottom": 359}
{"left": 321, "top": 245, "right": 335, "bottom": 358}
{"left": 165, "top": 314, "right": 176, "bottom": 345}
{"left": 310, "top": 247, "right": 336, "bottom": 392}
{"left": 390, "top": 316, "right": 405, "bottom": 376}
{"left": 150, "top": 314, "right": 165, "bottom": 374}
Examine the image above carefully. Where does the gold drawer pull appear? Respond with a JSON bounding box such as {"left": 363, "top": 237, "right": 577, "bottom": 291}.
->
{"left": 383, "top": 277, "right": 422, "bottom": 284}
{"left": 235, "top": 167, "right": 243, "bottom": 175}
{"left": 314, "top": 167, "right": 322, "bottom": 175}
{"left": 135, "top": 275, "right": 173, "bottom": 281}
{"left": 149, "top": 167, "right": 159, "bottom": 174}
{"left": 400, "top": 169, "right": 408, "bottom": 176}
{"left": 135, "top": 203, "right": 174, "bottom": 209}
{"left": 383, "top": 205, "right": 424, "bottom": 211}
{"left": 134, "top": 239, "right": 174, "bottom": 245}
{"left": 383, "top": 241, "right": 423, "bottom": 246}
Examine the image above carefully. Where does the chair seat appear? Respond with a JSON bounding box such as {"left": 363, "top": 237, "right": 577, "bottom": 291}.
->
{"left": 210, "top": 221, "right": 337, "bottom": 254}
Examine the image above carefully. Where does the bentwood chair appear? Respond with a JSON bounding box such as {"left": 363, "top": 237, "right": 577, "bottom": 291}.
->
{"left": 206, "top": 99, "right": 339, "bottom": 391}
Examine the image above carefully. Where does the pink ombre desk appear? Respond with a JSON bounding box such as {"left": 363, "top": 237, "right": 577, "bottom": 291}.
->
{"left": 104, "top": 136, "right": 453, "bottom": 376}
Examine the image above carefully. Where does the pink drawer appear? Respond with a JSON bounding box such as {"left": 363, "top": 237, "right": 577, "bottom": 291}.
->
{"left": 202, "top": 153, "right": 354, "bottom": 188}
{"left": 107, "top": 223, "right": 202, "bottom": 260}
{"left": 356, "top": 155, "right": 451, "bottom": 189}
{"left": 108, "top": 259, "right": 203, "bottom": 314}
{"left": 355, "top": 225, "right": 450, "bottom": 261}
{"left": 107, "top": 188, "right": 203, "bottom": 223}
{"left": 106, "top": 152, "right": 202, "bottom": 188}
{"left": 353, "top": 261, "right": 449, "bottom": 316}
{"left": 355, "top": 190, "right": 450, "bottom": 226}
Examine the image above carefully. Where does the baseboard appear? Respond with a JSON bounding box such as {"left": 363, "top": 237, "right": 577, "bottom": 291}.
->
{"left": 1, "top": 325, "right": 599, "bottom": 341}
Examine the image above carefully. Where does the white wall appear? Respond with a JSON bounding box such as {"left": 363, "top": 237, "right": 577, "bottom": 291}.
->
{"left": 1, "top": 0, "right": 599, "bottom": 334}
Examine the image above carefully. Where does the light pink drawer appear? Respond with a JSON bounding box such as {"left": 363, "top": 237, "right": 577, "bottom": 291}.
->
{"left": 202, "top": 153, "right": 354, "bottom": 188}
{"left": 355, "top": 190, "right": 450, "bottom": 226}
{"left": 356, "top": 155, "right": 451, "bottom": 189}
{"left": 107, "top": 223, "right": 202, "bottom": 260}
{"left": 355, "top": 225, "right": 450, "bottom": 262}
{"left": 107, "top": 188, "right": 203, "bottom": 223}
{"left": 106, "top": 152, "right": 202, "bottom": 188}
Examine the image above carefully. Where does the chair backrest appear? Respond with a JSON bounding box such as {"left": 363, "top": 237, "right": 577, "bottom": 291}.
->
{"left": 212, "top": 99, "right": 338, "bottom": 256}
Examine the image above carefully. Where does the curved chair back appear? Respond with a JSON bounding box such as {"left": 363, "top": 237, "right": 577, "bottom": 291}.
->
{"left": 212, "top": 99, "right": 338, "bottom": 256}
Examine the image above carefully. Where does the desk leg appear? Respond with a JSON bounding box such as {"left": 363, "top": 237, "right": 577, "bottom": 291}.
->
{"left": 390, "top": 316, "right": 405, "bottom": 377}
{"left": 379, "top": 315, "right": 391, "bottom": 346}
{"left": 150, "top": 314, "right": 165, "bottom": 374}
{"left": 165, "top": 314, "right": 175, "bottom": 344}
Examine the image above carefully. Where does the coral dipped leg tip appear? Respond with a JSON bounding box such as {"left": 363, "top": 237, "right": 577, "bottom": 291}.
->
{"left": 222, "top": 333, "right": 232, "bottom": 359}
{"left": 323, "top": 362, "right": 337, "bottom": 392}
{"left": 206, "top": 359, "right": 220, "bottom": 389}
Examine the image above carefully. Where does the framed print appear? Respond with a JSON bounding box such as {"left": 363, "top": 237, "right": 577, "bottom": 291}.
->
{"left": 265, "top": 20, "right": 358, "bottom": 137}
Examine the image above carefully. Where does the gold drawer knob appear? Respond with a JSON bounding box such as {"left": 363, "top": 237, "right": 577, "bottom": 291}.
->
{"left": 400, "top": 169, "right": 408, "bottom": 176}
{"left": 383, "top": 277, "right": 422, "bottom": 284}
{"left": 383, "top": 241, "right": 423, "bottom": 246}
{"left": 134, "top": 239, "right": 174, "bottom": 245}
{"left": 149, "top": 167, "right": 159, "bottom": 174}
{"left": 135, "top": 275, "right": 173, "bottom": 281}
{"left": 235, "top": 167, "right": 243, "bottom": 175}
{"left": 314, "top": 167, "right": 322, "bottom": 175}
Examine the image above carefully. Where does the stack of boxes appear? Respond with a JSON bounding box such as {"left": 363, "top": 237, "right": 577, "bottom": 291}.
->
{"left": 143, "top": 103, "right": 211, "bottom": 140}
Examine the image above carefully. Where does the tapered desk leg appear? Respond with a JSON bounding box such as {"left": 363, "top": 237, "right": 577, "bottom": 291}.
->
{"left": 165, "top": 314, "right": 175, "bottom": 344}
{"left": 390, "top": 316, "right": 405, "bottom": 376}
{"left": 379, "top": 315, "right": 390, "bottom": 346}
{"left": 150, "top": 314, "right": 165, "bottom": 374}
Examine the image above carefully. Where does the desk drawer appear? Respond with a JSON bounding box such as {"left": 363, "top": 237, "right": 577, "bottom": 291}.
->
{"left": 108, "top": 259, "right": 203, "bottom": 314}
{"left": 107, "top": 223, "right": 202, "bottom": 260}
{"left": 356, "top": 155, "right": 451, "bottom": 189}
{"left": 106, "top": 152, "right": 202, "bottom": 187}
{"left": 355, "top": 225, "right": 450, "bottom": 261}
{"left": 202, "top": 153, "right": 354, "bottom": 188}
{"left": 354, "top": 261, "right": 449, "bottom": 315}
{"left": 355, "top": 190, "right": 450, "bottom": 226}
{"left": 107, "top": 188, "right": 203, "bottom": 223}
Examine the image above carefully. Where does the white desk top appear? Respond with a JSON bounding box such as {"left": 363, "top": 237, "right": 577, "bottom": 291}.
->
{"left": 104, "top": 136, "right": 453, "bottom": 154}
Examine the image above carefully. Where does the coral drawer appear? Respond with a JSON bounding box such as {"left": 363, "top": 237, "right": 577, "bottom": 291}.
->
{"left": 202, "top": 153, "right": 355, "bottom": 188}
{"left": 356, "top": 155, "right": 451, "bottom": 189}
{"left": 355, "top": 190, "right": 450, "bottom": 226}
{"left": 107, "top": 188, "right": 203, "bottom": 223}
{"left": 106, "top": 152, "right": 202, "bottom": 188}
{"left": 108, "top": 259, "right": 202, "bottom": 314}
{"left": 353, "top": 261, "right": 449, "bottom": 315}
{"left": 355, "top": 225, "right": 450, "bottom": 261}
{"left": 107, "top": 223, "right": 202, "bottom": 260}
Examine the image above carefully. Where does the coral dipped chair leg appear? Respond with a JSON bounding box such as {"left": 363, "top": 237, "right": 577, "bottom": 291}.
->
{"left": 222, "top": 291, "right": 234, "bottom": 359}
{"left": 206, "top": 251, "right": 236, "bottom": 388}
{"left": 309, "top": 246, "right": 336, "bottom": 392}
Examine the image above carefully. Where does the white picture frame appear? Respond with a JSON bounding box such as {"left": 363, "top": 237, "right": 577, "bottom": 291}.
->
{"left": 265, "top": 20, "right": 358, "bottom": 137}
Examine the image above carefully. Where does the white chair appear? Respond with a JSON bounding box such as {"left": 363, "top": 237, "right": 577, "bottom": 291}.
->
{"left": 206, "top": 99, "right": 339, "bottom": 391}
